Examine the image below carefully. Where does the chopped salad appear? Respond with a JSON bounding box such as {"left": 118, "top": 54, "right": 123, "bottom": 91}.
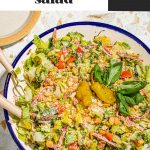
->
{"left": 14, "top": 29, "right": 150, "bottom": 150}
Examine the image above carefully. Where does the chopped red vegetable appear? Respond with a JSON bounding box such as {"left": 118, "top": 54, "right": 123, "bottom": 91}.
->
{"left": 68, "top": 142, "right": 78, "bottom": 150}
{"left": 121, "top": 70, "right": 132, "bottom": 79}
{"left": 57, "top": 104, "right": 65, "bottom": 114}
{"left": 105, "top": 132, "right": 113, "bottom": 141}
{"left": 77, "top": 46, "right": 84, "bottom": 53}
{"left": 56, "top": 61, "right": 65, "bottom": 69}
{"left": 67, "top": 56, "right": 76, "bottom": 65}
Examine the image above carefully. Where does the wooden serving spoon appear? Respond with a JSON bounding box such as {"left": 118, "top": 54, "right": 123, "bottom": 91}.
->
{"left": 0, "top": 94, "right": 21, "bottom": 118}
{"left": 0, "top": 48, "right": 22, "bottom": 118}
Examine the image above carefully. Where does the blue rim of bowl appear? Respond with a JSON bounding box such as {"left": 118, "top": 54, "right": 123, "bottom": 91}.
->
{"left": 3, "top": 21, "right": 150, "bottom": 150}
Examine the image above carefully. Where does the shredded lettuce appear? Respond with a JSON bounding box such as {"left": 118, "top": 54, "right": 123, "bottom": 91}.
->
{"left": 33, "top": 35, "right": 48, "bottom": 50}
{"left": 16, "top": 96, "right": 30, "bottom": 106}
{"left": 67, "top": 32, "right": 84, "bottom": 42}
{"left": 65, "top": 129, "right": 77, "bottom": 145}
{"left": 18, "top": 133, "right": 26, "bottom": 142}
{"left": 24, "top": 66, "right": 36, "bottom": 83}
{"left": 37, "top": 102, "right": 45, "bottom": 112}
{"left": 15, "top": 67, "right": 21, "bottom": 75}
{"left": 24, "top": 58, "right": 33, "bottom": 71}
{"left": 24, "top": 86, "right": 33, "bottom": 101}
{"left": 115, "top": 42, "right": 131, "bottom": 50}
{"left": 111, "top": 125, "right": 129, "bottom": 134}
{"left": 18, "top": 119, "right": 32, "bottom": 130}
{"left": 146, "top": 65, "right": 150, "bottom": 82}
{"left": 42, "top": 107, "right": 57, "bottom": 116}
{"left": 33, "top": 132, "right": 45, "bottom": 142}
{"left": 54, "top": 120, "right": 62, "bottom": 131}
{"left": 22, "top": 106, "right": 30, "bottom": 119}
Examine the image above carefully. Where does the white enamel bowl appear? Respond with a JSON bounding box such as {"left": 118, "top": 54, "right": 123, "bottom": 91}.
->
{"left": 3, "top": 22, "right": 150, "bottom": 150}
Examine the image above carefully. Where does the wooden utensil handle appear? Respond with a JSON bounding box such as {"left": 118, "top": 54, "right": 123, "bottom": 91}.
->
{"left": 0, "top": 94, "right": 22, "bottom": 118}
{"left": 0, "top": 48, "right": 13, "bottom": 73}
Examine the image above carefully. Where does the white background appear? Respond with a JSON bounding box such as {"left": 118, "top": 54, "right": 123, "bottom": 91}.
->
{"left": 0, "top": 0, "right": 108, "bottom": 11}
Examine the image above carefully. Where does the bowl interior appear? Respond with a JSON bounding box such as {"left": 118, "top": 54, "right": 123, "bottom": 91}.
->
{"left": 4, "top": 22, "right": 150, "bottom": 150}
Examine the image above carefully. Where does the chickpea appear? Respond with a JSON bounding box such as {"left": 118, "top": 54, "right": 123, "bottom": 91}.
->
{"left": 84, "top": 109, "right": 90, "bottom": 113}
{"left": 109, "top": 117, "right": 115, "bottom": 125}
{"left": 114, "top": 117, "right": 120, "bottom": 125}
{"left": 85, "top": 116, "right": 91, "bottom": 123}
{"left": 95, "top": 118, "right": 101, "bottom": 124}
{"left": 134, "top": 105, "right": 139, "bottom": 110}
{"left": 148, "top": 123, "right": 150, "bottom": 128}
{"left": 138, "top": 139, "right": 144, "bottom": 146}
{"left": 46, "top": 140, "right": 54, "bottom": 148}
{"left": 84, "top": 53, "right": 89, "bottom": 58}
{"left": 109, "top": 117, "right": 120, "bottom": 125}
{"left": 99, "top": 129, "right": 106, "bottom": 135}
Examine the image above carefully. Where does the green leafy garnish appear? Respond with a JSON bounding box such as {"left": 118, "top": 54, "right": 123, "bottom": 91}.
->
{"left": 107, "top": 62, "right": 123, "bottom": 85}
{"left": 117, "top": 91, "right": 145, "bottom": 116}
{"left": 93, "top": 64, "right": 104, "bottom": 84}
{"left": 93, "top": 61, "right": 122, "bottom": 86}
{"left": 117, "top": 81, "right": 147, "bottom": 95}
{"left": 117, "top": 93, "right": 130, "bottom": 116}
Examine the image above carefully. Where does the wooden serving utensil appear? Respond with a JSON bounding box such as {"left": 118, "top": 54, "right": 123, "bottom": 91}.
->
{"left": 0, "top": 94, "right": 21, "bottom": 118}
{"left": 0, "top": 48, "right": 25, "bottom": 96}
{"left": 0, "top": 48, "right": 23, "bottom": 118}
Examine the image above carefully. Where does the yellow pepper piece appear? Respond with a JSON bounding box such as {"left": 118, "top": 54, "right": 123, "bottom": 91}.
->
{"left": 76, "top": 80, "right": 92, "bottom": 107}
{"left": 91, "top": 82, "right": 116, "bottom": 104}
{"left": 94, "top": 35, "right": 111, "bottom": 46}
